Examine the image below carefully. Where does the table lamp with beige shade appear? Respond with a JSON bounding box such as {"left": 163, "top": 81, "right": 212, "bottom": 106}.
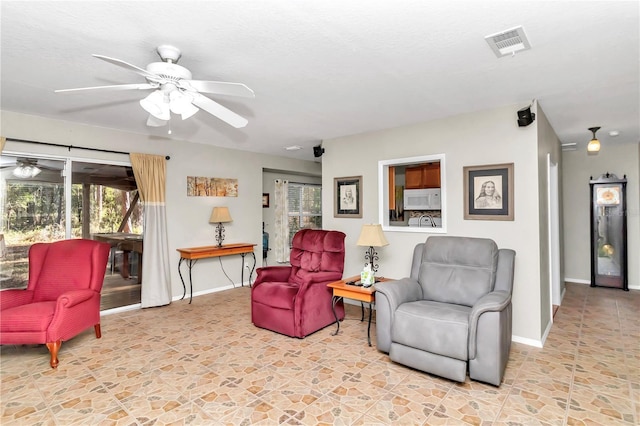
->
{"left": 356, "top": 224, "right": 389, "bottom": 274}
{"left": 210, "top": 207, "right": 232, "bottom": 247}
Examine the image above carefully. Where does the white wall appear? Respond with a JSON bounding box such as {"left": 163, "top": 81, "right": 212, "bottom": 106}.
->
{"left": 562, "top": 142, "right": 640, "bottom": 289}
{"left": 2, "top": 110, "right": 320, "bottom": 297}
{"left": 321, "top": 103, "right": 546, "bottom": 343}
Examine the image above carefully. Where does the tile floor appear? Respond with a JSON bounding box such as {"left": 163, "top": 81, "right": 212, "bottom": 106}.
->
{"left": 1, "top": 282, "right": 638, "bottom": 425}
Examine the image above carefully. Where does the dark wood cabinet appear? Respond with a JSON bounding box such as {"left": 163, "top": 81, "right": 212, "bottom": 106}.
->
{"left": 405, "top": 163, "right": 440, "bottom": 189}
{"left": 590, "top": 173, "right": 628, "bottom": 290}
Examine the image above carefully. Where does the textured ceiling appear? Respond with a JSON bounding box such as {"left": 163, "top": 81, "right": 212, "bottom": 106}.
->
{"left": 1, "top": 1, "right": 638, "bottom": 161}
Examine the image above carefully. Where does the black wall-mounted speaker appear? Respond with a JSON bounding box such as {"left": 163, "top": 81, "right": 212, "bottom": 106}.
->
{"left": 517, "top": 106, "right": 536, "bottom": 127}
{"left": 313, "top": 145, "right": 325, "bottom": 157}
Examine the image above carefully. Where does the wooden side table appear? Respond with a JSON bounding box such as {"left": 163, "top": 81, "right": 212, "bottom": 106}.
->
{"left": 176, "top": 243, "right": 256, "bottom": 304}
{"left": 327, "top": 275, "right": 393, "bottom": 346}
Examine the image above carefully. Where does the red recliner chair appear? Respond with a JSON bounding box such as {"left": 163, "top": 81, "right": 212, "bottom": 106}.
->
{"left": 0, "top": 239, "right": 110, "bottom": 368}
{"left": 251, "top": 229, "right": 346, "bottom": 338}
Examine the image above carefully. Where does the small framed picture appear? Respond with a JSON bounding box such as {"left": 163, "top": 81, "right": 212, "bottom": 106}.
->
{"left": 463, "top": 163, "right": 514, "bottom": 221}
{"left": 334, "top": 176, "right": 363, "bottom": 218}
{"left": 262, "top": 193, "right": 270, "bottom": 208}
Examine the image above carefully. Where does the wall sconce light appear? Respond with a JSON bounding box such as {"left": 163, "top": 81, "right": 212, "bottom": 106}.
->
{"left": 209, "top": 207, "right": 233, "bottom": 247}
{"left": 587, "top": 126, "right": 601, "bottom": 154}
{"left": 356, "top": 224, "right": 389, "bottom": 273}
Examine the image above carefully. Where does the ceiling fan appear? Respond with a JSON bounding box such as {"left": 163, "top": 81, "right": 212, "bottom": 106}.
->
{"left": 0, "top": 157, "right": 61, "bottom": 179}
{"left": 55, "top": 45, "right": 255, "bottom": 128}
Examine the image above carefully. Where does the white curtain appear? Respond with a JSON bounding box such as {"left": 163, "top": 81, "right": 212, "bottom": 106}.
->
{"left": 130, "top": 153, "right": 172, "bottom": 308}
{"left": 273, "top": 179, "right": 290, "bottom": 263}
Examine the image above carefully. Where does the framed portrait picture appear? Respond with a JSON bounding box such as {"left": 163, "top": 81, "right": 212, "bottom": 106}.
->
{"left": 262, "top": 193, "right": 270, "bottom": 208}
{"left": 334, "top": 176, "right": 363, "bottom": 218}
{"left": 463, "top": 163, "right": 514, "bottom": 221}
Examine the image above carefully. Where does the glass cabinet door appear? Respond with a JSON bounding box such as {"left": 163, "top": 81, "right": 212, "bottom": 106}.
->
{"left": 590, "top": 174, "right": 628, "bottom": 291}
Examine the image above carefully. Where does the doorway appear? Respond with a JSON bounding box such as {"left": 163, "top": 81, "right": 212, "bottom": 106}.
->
{"left": 547, "top": 154, "right": 561, "bottom": 321}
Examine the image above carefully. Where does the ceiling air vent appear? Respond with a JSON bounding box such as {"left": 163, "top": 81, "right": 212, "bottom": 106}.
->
{"left": 485, "top": 26, "right": 531, "bottom": 57}
{"left": 561, "top": 143, "right": 577, "bottom": 152}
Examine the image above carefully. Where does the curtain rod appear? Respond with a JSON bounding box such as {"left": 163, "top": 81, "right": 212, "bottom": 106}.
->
{"left": 6, "top": 137, "right": 170, "bottom": 160}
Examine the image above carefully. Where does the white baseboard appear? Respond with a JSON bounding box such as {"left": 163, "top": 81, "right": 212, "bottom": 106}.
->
{"left": 100, "top": 303, "right": 141, "bottom": 316}
{"left": 564, "top": 277, "right": 590, "bottom": 285}
{"left": 564, "top": 277, "right": 639, "bottom": 291}
{"left": 172, "top": 282, "right": 246, "bottom": 302}
{"left": 511, "top": 334, "right": 543, "bottom": 348}
{"left": 101, "top": 282, "right": 248, "bottom": 316}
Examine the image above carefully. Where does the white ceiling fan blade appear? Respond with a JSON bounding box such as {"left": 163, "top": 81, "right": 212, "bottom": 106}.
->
{"left": 180, "top": 80, "right": 255, "bottom": 98}
{"left": 55, "top": 83, "right": 156, "bottom": 93}
{"left": 191, "top": 93, "right": 248, "bottom": 128}
{"left": 92, "top": 54, "right": 161, "bottom": 82}
{"left": 146, "top": 114, "right": 168, "bottom": 127}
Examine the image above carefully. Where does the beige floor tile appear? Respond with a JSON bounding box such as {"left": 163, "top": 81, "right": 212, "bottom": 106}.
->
{"left": 569, "top": 382, "right": 635, "bottom": 423}
{"left": 0, "top": 407, "right": 57, "bottom": 426}
{"left": 497, "top": 387, "right": 567, "bottom": 425}
{"left": 363, "top": 391, "right": 432, "bottom": 424}
{"left": 1, "top": 282, "right": 637, "bottom": 426}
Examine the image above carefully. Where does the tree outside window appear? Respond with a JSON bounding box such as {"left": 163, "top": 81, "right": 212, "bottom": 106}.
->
{"left": 287, "top": 183, "right": 321, "bottom": 246}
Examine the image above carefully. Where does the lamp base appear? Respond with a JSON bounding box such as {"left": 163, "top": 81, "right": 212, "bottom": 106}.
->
{"left": 215, "top": 223, "right": 225, "bottom": 247}
{"left": 364, "top": 246, "right": 379, "bottom": 273}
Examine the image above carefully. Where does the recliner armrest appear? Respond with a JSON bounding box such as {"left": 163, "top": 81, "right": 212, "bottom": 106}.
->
{"left": 375, "top": 278, "right": 423, "bottom": 312}
{"left": 0, "top": 289, "right": 35, "bottom": 311}
{"left": 374, "top": 278, "right": 423, "bottom": 353}
{"left": 254, "top": 266, "right": 292, "bottom": 285}
{"left": 57, "top": 289, "right": 97, "bottom": 309}
{"left": 468, "top": 290, "right": 511, "bottom": 358}
{"left": 300, "top": 271, "right": 343, "bottom": 285}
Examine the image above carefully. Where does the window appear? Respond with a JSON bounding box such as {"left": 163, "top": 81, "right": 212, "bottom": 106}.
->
{"left": 287, "top": 183, "right": 322, "bottom": 245}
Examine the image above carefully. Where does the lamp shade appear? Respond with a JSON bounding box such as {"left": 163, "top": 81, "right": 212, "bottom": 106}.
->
{"left": 209, "top": 207, "right": 232, "bottom": 223}
{"left": 587, "top": 126, "right": 601, "bottom": 153}
{"left": 169, "top": 91, "right": 199, "bottom": 120}
{"left": 356, "top": 224, "right": 389, "bottom": 247}
{"left": 140, "top": 90, "right": 170, "bottom": 120}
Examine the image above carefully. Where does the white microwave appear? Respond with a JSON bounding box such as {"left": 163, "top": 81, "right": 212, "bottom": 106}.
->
{"left": 404, "top": 188, "right": 441, "bottom": 210}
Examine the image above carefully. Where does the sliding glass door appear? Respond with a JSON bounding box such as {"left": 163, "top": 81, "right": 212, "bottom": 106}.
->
{"left": 1, "top": 154, "right": 142, "bottom": 309}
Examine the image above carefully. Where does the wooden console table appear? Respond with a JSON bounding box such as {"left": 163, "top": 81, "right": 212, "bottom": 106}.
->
{"left": 176, "top": 243, "right": 257, "bottom": 304}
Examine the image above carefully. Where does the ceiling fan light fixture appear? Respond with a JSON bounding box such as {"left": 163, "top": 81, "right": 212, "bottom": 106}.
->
{"left": 169, "top": 91, "right": 199, "bottom": 119}
{"left": 587, "top": 126, "right": 601, "bottom": 153}
{"left": 140, "top": 91, "right": 170, "bottom": 120}
{"left": 58, "top": 45, "right": 253, "bottom": 129}
{"left": 13, "top": 164, "right": 41, "bottom": 179}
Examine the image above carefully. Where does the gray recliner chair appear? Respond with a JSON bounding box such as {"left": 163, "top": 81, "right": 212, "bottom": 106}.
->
{"left": 375, "top": 236, "right": 515, "bottom": 386}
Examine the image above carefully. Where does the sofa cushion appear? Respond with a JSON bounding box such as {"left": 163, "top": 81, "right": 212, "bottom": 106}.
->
{"left": 419, "top": 236, "right": 498, "bottom": 307}
{"left": 392, "top": 300, "right": 470, "bottom": 361}
{"left": 0, "top": 301, "right": 56, "bottom": 332}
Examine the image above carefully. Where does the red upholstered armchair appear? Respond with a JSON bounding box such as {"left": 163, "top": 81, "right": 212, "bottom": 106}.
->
{"left": 0, "top": 239, "right": 110, "bottom": 368}
{"left": 251, "top": 229, "right": 346, "bottom": 338}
